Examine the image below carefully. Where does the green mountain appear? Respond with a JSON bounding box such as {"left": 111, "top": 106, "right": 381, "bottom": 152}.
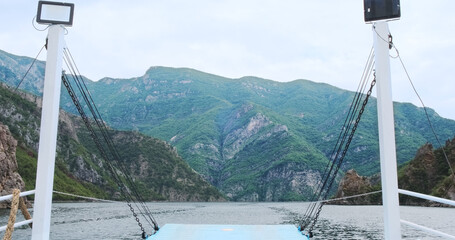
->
{"left": 1, "top": 49, "right": 455, "bottom": 201}
{"left": 0, "top": 83, "right": 224, "bottom": 201}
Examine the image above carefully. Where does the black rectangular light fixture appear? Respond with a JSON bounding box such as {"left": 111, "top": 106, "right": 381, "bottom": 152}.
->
{"left": 364, "top": 0, "right": 400, "bottom": 23}
{"left": 36, "top": 1, "right": 74, "bottom": 26}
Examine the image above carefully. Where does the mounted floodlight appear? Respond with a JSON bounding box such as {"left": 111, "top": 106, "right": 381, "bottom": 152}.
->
{"left": 364, "top": 0, "right": 400, "bottom": 23}
{"left": 36, "top": 1, "right": 74, "bottom": 26}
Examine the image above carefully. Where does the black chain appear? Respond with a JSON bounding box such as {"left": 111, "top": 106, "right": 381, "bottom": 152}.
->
{"left": 308, "top": 72, "right": 377, "bottom": 233}
{"left": 128, "top": 203, "right": 145, "bottom": 233}
{"left": 62, "top": 74, "right": 149, "bottom": 237}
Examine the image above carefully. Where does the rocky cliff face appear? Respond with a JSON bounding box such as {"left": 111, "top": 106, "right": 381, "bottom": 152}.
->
{"left": 4, "top": 50, "right": 455, "bottom": 202}
{"left": 331, "top": 169, "right": 380, "bottom": 205}
{"left": 259, "top": 162, "right": 322, "bottom": 201}
{"left": 333, "top": 138, "right": 455, "bottom": 206}
{"left": 399, "top": 143, "right": 437, "bottom": 197}
{"left": 399, "top": 140, "right": 455, "bottom": 205}
{"left": 0, "top": 123, "right": 26, "bottom": 208}
{"left": 0, "top": 83, "right": 225, "bottom": 202}
{"left": 182, "top": 103, "right": 327, "bottom": 201}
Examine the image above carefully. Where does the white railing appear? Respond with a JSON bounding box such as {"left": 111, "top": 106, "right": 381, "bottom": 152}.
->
{"left": 0, "top": 190, "right": 35, "bottom": 202}
{"left": 0, "top": 189, "right": 35, "bottom": 232}
{"left": 398, "top": 189, "right": 455, "bottom": 239}
{"left": 398, "top": 189, "right": 455, "bottom": 207}
{"left": 0, "top": 219, "right": 33, "bottom": 232}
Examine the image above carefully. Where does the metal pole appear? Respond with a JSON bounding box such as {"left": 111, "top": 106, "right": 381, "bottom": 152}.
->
{"left": 31, "top": 25, "right": 65, "bottom": 240}
{"left": 372, "top": 21, "right": 402, "bottom": 239}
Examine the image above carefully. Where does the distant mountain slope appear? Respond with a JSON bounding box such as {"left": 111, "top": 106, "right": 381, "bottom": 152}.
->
{"left": 1, "top": 49, "right": 455, "bottom": 201}
{"left": 0, "top": 50, "right": 45, "bottom": 96}
{"left": 0, "top": 83, "right": 224, "bottom": 201}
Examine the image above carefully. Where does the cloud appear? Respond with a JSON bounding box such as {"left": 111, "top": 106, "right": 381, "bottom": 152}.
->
{"left": 1, "top": 0, "right": 454, "bottom": 120}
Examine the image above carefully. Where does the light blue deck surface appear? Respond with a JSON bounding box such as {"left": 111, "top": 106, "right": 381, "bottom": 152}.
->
{"left": 147, "top": 224, "right": 307, "bottom": 240}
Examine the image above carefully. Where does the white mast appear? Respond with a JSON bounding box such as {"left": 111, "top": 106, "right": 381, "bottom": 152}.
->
{"left": 373, "top": 21, "right": 402, "bottom": 239}
{"left": 32, "top": 1, "right": 74, "bottom": 239}
{"left": 31, "top": 24, "right": 65, "bottom": 240}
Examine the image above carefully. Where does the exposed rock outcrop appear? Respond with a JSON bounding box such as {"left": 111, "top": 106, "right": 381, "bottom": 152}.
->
{"left": 332, "top": 137, "right": 455, "bottom": 206}
{"left": 0, "top": 123, "right": 26, "bottom": 208}
{"left": 331, "top": 169, "right": 381, "bottom": 205}
{"left": 399, "top": 141, "right": 455, "bottom": 205}
{"left": 260, "top": 162, "right": 322, "bottom": 201}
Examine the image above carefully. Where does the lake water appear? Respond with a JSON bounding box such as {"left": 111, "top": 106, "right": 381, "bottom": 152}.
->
{"left": 1, "top": 202, "right": 454, "bottom": 239}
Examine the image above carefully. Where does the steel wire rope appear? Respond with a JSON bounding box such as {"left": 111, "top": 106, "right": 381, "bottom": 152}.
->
{"left": 301, "top": 78, "right": 369, "bottom": 229}
{"left": 62, "top": 49, "right": 142, "bottom": 197}
{"left": 63, "top": 48, "right": 159, "bottom": 230}
{"left": 317, "top": 190, "right": 382, "bottom": 204}
{"left": 66, "top": 69, "right": 160, "bottom": 233}
{"left": 392, "top": 45, "right": 454, "bottom": 178}
{"left": 397, "top": 54, "right": 455, "bottom": 177}
{"left": 300, "top": 56, "right": 374, "bottom": 229}
{"left": 14, "top": 44, "right": 46, "bottom": 91}
{"left": 62, "top": 50, "right": 138, "bottom": 194}
{"left": 61, "top": 72, "right": 154, "bottom": 235}
{"left": 53, "top": 190, "right": 119, "bottom": 203}
{"left": 61, "top": 58, "right": 154, "bottom": 231}
{"left": 60, "top": 70, "right": 138, "bottom": 213}
{"left": 299, "top": 48, "right": 376, "bottom": 234}
{"left": 61, "top": 63, "right": 125, "bottom": 200}
{"left": 308, "top": 71, "right": 377, "bottom": 233}
{"left": 61, "top": 53, "right": 158, "bottom": 235}
{"left": 300, "top": 48, "right": 374, "bottom": 222}
{"left": 373, "top": 27, "right": 454, "bottom": 178}
{"left": 301, "top": 71, "right": 370, "bottom": 220}
{"left": 65, "top": 52, "right": 136, "bottom": 197}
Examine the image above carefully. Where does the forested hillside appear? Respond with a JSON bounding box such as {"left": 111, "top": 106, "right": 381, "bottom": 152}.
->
{"left": 0, "top": 83, "right": 224, "bottom": 201}
{"left": 1, "top": 49, "right": 455, "bottom": 201}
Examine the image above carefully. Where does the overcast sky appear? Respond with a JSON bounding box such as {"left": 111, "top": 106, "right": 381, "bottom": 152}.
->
{"left": 1, "top": 0, "right": 455, "bottom": 120}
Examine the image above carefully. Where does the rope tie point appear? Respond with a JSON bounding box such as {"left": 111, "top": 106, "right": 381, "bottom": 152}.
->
{"left": 2, "top": 189, "right": 32, "bottom": 240}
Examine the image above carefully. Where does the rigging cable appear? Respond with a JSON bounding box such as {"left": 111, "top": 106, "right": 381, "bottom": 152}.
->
{"left": 391, "top": 41, "right": 454, "bottom": 178}
{"left": 61, "top": 48, "right": 158, "bottom": 237}
{"left": 14, "top": 44, "right": 46, "bottom": 91}
{"left": 300, "top": 47, "right": 375, "bottom": 226}
{"left": 309, "top": 72, "right": 376, "bottom": 233}
{"left": 63, "top": 47, "right": 159, "bottom": 230}
{"left": 375, "top": 28, "right": 455, "bottom": 178}
{"left": 319, "top": 189, "right": 382, "bottom": 204}
{"left": 61, "top": 73, "right": 154, "bottom": 235}
{"left": 14, "top": 16, "right": 53, "bottom": 91}
{"left": 300, "top": 48, "right": 374, "bottom": 227}
{"left": 299, "top": 47, "right": 377, "bottom": 236}
{"left": 61, "top": 56, "right": 159, "bottom": 232}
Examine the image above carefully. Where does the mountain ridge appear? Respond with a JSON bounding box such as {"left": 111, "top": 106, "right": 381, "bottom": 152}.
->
{"left": 1, "top": 49, "right": 455, "bottom": 201}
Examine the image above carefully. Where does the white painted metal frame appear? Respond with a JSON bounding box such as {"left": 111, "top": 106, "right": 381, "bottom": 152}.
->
{"left": 373, "top": 21, "right": 455, "bottom": 240}
{"left": 31, "top": 24, "right": 66, "bottom": 240}
{"left": 0, "top": 190, "right": 36, "bottom": 232}
{"left": 373, "top": 21, "right": 402, "bottom": 240}
{"left": 0, "top": 220, "right": 33, "bottom": 232}
{"left": 398, "top": 189, "right": 455, "bottom": 207}
{"left": 401, "top": 220, "right": 455, "bottom": 240}
{"left": 399, "top": 189, "right": 455, "bottom": 239}
{"left": 0, "top": 190, "right": 35, "bottom": 202}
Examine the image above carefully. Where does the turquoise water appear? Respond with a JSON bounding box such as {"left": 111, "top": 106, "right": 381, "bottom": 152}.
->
{"left": 1, "top": 202, "right": 454, "bottom": 239}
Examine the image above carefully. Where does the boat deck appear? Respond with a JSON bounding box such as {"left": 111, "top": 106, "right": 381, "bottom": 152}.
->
{"left": 147, "top": 224, "right": 307, "bottom": 240}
